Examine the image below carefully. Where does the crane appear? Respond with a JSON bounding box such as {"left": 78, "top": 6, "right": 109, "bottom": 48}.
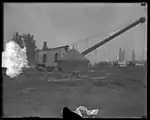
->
{"left": 81, "top": 17, "right": 146, "bottom": 56}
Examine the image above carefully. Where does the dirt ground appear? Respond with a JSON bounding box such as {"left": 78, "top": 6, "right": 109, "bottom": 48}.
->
{"left": 3, "top": 67, "right": 147, "bottom": 118}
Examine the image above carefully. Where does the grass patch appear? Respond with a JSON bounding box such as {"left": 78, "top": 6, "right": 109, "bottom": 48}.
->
{"left": 3, "top": 67, "right": 146, "bottom": 117}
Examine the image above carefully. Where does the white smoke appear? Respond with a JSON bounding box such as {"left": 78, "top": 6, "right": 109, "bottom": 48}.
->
{"left": 2, "top": 40, "right": 29, "bottom": 78}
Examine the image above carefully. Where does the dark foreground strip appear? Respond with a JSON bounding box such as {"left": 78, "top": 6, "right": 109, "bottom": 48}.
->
{"left": 62, "top": 107, "right": 83, "bottom": 120}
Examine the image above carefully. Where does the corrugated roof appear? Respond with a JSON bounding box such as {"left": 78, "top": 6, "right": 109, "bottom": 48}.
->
{"left": 58, "top": 49, "right": 89, "bottom": 61}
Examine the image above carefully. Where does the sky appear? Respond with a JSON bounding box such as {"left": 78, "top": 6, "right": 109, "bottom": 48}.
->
{"left": 4, "top": 3, "right": 147, "bottom": 63}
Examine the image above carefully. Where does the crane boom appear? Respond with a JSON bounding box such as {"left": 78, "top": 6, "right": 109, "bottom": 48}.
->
{"left": 81, "top": 17, "right": 146, "bottom": 56}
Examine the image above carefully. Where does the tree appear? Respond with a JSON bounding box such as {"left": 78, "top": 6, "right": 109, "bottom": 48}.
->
{"left": 12, "top": 32, "right": 37, "bottom": 66}
{"left": 12, "top": 32, "right": 24, "bottom": 48}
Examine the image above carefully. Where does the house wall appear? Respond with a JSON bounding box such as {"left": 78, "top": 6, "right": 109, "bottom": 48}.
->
{"left": 37, "top": 48, "right": 67, "bottom": 67}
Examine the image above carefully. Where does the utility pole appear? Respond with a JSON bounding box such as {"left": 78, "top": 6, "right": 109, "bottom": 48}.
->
{"left": 122, "top": 46, "right": 126, "bottom": 61}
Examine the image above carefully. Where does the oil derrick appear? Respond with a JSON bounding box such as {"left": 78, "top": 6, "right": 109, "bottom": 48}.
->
{"left": 123, "top": 47, "right": 126, "bottom": 61}
{"left": 132, "top": 48, "right": 135, "bottom": 62}
{"left": 121, "top": 47, "right": 126, "bottom": 61}
{"left": 119, "top": 48, "right": 122, "bottom": 62}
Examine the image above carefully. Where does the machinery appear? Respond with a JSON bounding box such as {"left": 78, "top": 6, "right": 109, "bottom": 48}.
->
{"left": 18, "top": 17, "right": 148, "bottom": 78}
{"left": 56, "top": 17, "right": 146, "bottom": 76}
{"left": 81, "top": 17, "right": 146, "bottom": 56}
{"left": 3, "top": 17, "right": 146, "bottom": 79}
{"left": 65, "top": 17, "right": 146, "bottom": 76}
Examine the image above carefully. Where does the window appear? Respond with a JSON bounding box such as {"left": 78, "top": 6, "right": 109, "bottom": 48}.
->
{"left": 65, "top": 47, "right": 68, "bottom": 52}
{"left": 43, "top": 54, "right": 47, "bottom": 64}
{"left": 55, "top": 53, "right": 58, "bottom": 62}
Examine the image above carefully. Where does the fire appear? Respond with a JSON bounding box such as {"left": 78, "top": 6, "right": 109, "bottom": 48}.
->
{"left": 2, "top": 41, "right": 29, "bottom": 78}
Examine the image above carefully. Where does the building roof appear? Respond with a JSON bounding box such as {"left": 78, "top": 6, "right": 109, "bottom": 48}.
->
{"left": 38, "top": 45, "right": 69, "bottom": 52}
{"left": 58, "top": 49, "right": 89, "bottom": 61}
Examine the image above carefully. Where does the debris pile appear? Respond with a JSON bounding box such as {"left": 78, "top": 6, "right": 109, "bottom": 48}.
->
{"left": 73, "top": 105, "right": 99, "bottom": 118}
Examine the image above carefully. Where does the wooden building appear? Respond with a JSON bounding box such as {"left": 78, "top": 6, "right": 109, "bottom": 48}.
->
{"left": 36, "top": 42, "right": 69, "bottom": 67}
